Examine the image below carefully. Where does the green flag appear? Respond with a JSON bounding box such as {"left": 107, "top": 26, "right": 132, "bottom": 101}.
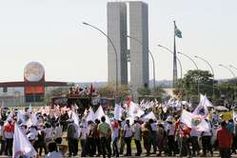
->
{"left": 175, "top": 23, "right": 182, "bottom": 38}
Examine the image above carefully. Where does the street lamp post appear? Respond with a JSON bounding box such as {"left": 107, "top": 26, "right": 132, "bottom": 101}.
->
{"left": 157, "top": 44, "right": 183, "bottom": 79}
{"left": 195, "top": 55, "right": 215, "bottom": 99}
{"left": 229, "top": 65, "right": 237, "bottom": 102}
{"left": 178, "top": 52, "right": 200, "bottom": 95}
{"left": 219, "top": 64, "right": 235, "bottom": 78}
{"left": 82, "top": 22, "right": 118, "bottom": 92}
{"left": 125, "top": 35, "right": 156, "bottom": 90}
{"left": 229, "top": 65, "right": 237, "bottom": 74}
{"left": 219, "top": 64, "right": 236, "bottom": 101}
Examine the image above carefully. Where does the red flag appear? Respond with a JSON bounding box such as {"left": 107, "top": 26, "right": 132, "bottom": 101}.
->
{"left": 125, "top": 96, "right": 132, "bottom": 108}
{"left": 89, "top": 83, "right": 94, "bottom": 96}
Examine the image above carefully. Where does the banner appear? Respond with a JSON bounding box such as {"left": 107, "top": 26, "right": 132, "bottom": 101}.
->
{"left": 180, "top": 110, "right": 209, "bottom": 132}
{"left": 221, "top": 111, "right": 232, "bottom": 121}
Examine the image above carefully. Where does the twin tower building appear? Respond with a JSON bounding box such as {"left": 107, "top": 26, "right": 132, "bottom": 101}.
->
{"left": 107, "top": 1, "right": 149, "bottom": 92}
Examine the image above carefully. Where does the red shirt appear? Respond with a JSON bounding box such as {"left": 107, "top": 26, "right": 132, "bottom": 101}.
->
{"left": 217, "top": 127, "right": 233, "bottom": 149}
{"left": 175, "top": 120, "right": 191, "bottom": 138}
{"left": 4, "top": 123, "right": 14, "bottom": 133}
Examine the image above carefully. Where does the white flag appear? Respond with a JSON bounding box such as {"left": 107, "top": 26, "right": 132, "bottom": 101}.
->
{"left": 180, "top": 110, "right": 209, "bottom": 132}
{"left": 193, "top": 95, "right": 210, "bottom": 117}
{"left": 142, "top": 112, "right": 157, "bottom": 122}
{"left": 13, "top": 124, "right": 37, "bottom": 158}
{"left": 17, "top": 110, "right": 26, "bottom": 124}
{"left": 233, "top": 111, "right": 237, "bottom": 124}
{"left": 95, "top": 105, "right": 105, "bottom": 120}
{"left": 128, "top": 102, "right": 144, "bottom": 118}
{"left": 94, "top": 106, "right": 111, "bottom": 125}
{"left": 86, "top": 107, "right": 95, "bottom": 122}
{"left": 114, "top": 104, "right": 124, "bottom": 120}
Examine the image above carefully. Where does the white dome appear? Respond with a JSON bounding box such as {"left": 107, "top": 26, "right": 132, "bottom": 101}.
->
{"left": 24, "top": 62, "right": 45, "bottom": 82}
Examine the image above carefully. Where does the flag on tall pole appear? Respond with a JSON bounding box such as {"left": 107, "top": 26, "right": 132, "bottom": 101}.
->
{"left": 193, "top": 94, "right": 210, "bottom": 118}
{"left": 173, "top": 21, "right": 182, "bottom": 88}
{"left": 173, "top": 21, "right": 177, "bottom": 88}
{"left": 174, "top": 21, "right": 182, "bottom": 38}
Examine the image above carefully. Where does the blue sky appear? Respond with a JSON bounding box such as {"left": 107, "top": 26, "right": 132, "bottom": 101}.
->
{"left": 0, "top": 0, "right": 236, "bottom": 83}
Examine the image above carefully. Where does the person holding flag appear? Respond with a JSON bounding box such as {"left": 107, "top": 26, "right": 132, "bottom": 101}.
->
{"left": 175, "top": 119, "right": 191, "bottom": 158}
{"left": 3, "top": 119, "right": 14, "bottom": 156}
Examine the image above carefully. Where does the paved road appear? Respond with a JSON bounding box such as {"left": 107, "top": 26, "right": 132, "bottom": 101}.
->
{"left": 0, "top": 152, "right": 232, "bottom": 158}
{"left": 0, "top": 150, "right": 237, "bottom": 158}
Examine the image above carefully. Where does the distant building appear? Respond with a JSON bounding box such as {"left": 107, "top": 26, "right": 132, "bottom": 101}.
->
{"left": 129, "top": 1, "right": 149, "bottom": 92}
{"left": 107, "top": 2, "right": 128, "bottom": 85}
{"left": 107, "top": 1, "right": 149, "bottom": 92}
{"left": 0, "top": 62, "right": 69, "bottom": 106}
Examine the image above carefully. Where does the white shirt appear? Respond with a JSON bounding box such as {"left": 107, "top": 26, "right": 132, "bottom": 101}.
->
{"left": 54, "top": 126, "right": 63, "bottom": 138}
{"left": 112, "top": 127, "right": 119, "bottom": 141}
{"left": 121, "top": 120, "right": 126, "bottom": 129}
{"left": 44, "top": 127, "right": 53, "bottom": 140}
{"left": 151, "top": 123, "right": 157, "bottom": 132}
{"left": 0, "top": 126, "right": 3, "bottom": 136}
{"left": 80, "top": 126, "right": 87, "bottom": 140}
{"left": 124, "top": 124, "right": 133, "bottom": 138}
{"left": 45, "top": 151, "right": 63, "bottom": 158}
{"left": 190, "top": 128, "right": 201, "bottom": 137}
{"left": 133, "top": 123, "right": 141, "bottom": 140}
{"left": 165, "top": 123, "right": 175, "bottom": 136}
{"left": 202, "top": 122, "right": 212, "bottom": 136}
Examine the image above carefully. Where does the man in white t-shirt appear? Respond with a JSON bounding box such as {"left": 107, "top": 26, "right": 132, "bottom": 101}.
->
{"left": 201, "top": 119, "right": 213, "bottom": 157}
{"left": 45, "top": 142, "right": 63, "bottom": 158}
{"left": 123, "top": 119, "right": 133, "bottom": 156}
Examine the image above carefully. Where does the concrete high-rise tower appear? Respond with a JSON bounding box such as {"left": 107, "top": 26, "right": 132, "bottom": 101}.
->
{"left": 107, "top": 2, "right": 128, "bottom": 85}
{"left": 107, "top": 1, "right": 149, "bottom": 92}
{"left": 129, "top": 1, "right": 149, "bottom": 91}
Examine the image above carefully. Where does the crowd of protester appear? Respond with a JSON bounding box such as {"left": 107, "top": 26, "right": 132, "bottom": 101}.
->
{"left": 0, "top": 96, "right": 236, "bottom": 158}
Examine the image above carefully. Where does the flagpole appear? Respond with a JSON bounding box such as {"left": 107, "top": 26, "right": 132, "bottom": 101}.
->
{"left": 173, "top": 21, "right": 178, "bottom": 88}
